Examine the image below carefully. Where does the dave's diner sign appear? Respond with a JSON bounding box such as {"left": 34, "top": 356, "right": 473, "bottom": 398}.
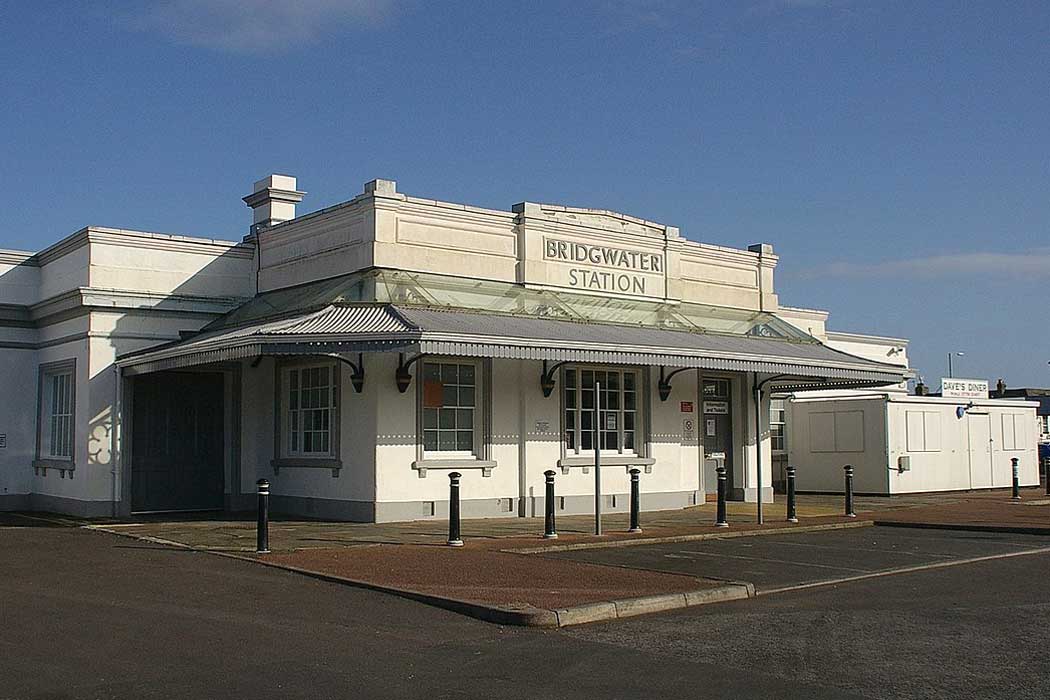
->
{"left": 941, "top": 378, "right": 988, "bottom": 399}
{"left": 543, "top": 238, "right": 663, "bottom": 296}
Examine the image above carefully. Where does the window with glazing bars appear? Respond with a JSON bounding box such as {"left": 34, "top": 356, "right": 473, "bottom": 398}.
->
{"left": 770, "top": 398, "right": 786, "bottom": 452}
{"left": 421, "top": 362, "right": 477, "bottom": 453}
{"left": 563, "top": 368, "right": 638, "bottom": 453}
{"left": 44, "top": 370, "right": 73, "bottom": 459}
{"left": 287, "top": 365, "right": 333, "bottom": 455}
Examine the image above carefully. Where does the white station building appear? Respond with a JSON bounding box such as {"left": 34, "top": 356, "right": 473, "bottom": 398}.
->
{"left": 0, "top": 175, "right": 913, "bottom": 520}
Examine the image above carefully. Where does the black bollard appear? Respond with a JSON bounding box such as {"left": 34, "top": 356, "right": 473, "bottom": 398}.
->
{"left": 1011, "top": 457, "right": 1021, "bottom": 501}
{"left": 843, "top": 465, "right": 856, "bottom": 518}
{"left": 543, "top": 470, "right": 558, "bottom": 539}
{"left": 628, "top": 468, "right": 642, "bottom": 533}
{"left": 786, "top": 465, "right": 798, "bottom": 523}
{"left": 1044, "top": 456, "right": 1050, "bottom": 497}
{"left": 447, "top": 472, "right": 464, "bottom": 546}
{"left": 256, "top": 478, "right": 270, "bottom": 554}
{"left": 715, "top": 465, "right": 729, "bottom": 528}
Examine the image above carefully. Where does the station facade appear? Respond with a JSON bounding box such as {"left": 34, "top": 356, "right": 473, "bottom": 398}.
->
{"left": 0, "top": 176, "right": 909, "bottom": 520}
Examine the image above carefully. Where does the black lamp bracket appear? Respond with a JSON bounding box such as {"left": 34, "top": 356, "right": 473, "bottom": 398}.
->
{"left": 540, "top": 360, "right": 571, "bottom": 397}
{"left": 325, "top": 353, "right": 366, "bottom": 393}
{"left": 396, "top": 353, "right": 428, "bottom": 393}
{"left": 658, "top": 366, "right": 693, "bottom": 401}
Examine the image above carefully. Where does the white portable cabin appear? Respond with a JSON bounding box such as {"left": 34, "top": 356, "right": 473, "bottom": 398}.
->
{"left": 788, "top": 392, "right": 1039, "bottom": 495}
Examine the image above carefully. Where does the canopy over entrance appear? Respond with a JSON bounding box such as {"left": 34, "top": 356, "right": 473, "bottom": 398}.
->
{"left": 118, "top": 270, "right": 910, "bottom": 390}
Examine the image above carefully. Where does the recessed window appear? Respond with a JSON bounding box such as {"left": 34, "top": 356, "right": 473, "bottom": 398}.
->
{"left": 421, "top": 361, "right": 479, "bottom": 456}
{"left": 280, "top": 363, "right": 337, "bottom": 458}
{"left": 770, "top": 398, "right": 786, "bottom": 452}
{"left": 563, "top": 367, "right": 640, "bottom": 455}
{"left": 37, "top": 360, "right": 76, "bottom": 465}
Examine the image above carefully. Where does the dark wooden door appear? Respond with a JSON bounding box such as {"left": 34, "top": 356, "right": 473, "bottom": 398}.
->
{"left": 131, "top": 372, "right": 225, "bottom": 512}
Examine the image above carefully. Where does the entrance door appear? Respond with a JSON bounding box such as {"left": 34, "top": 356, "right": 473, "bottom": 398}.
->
{"left": 702, "top": 378, "right": 734, "bottom": 494}
{"left": 967, "top": 413, "right": 993, "bottom": 489}
{"left": 131, "top": 372, "right": 225, "bottom": 512}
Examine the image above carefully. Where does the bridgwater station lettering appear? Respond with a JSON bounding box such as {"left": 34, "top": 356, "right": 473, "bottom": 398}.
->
{"left": 544, "top": 238, "right": 663, "bottom": 295}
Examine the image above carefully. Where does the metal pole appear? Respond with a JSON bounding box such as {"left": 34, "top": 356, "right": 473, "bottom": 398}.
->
{"left": 844, "top": 465, "right": 856, "bottom": 518}
{"left": 947, "top": 352, "right": 952, "bottom": 378}
{"left": 1011, "top": 457, "right": 1021, "bottom": 501}
{"left": 594, "top": 380, "right": 602, "bottom": 536}
{"left": 715, "top": 464, "right": 729, "bottom": 527}
{"left": 628, "top": 468, "right": 642, "bottom": 533}
{"left": 256, "top": 478, "right": 270, "bottom": 554}
{"left": 786, "top": 465, "right": 798, "bottom": 523}
{"left": 447, "top": 472, "right": 463, "bottom": 546}
{"left": 754, "top": 374, "right": 764, "bottom": 524}
{"left": 543, "top": 470, "right": 557, "bottom": 539}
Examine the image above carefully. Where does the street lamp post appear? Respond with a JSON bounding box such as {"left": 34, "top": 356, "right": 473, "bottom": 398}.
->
{"left": 947, "top": 351, "right": 965, "bottom": 378}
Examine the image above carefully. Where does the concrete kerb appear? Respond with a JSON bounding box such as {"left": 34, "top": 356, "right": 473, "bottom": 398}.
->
{"left": 504, "top": 519, "right": 875, "bottom": 555}
{"left": 83, "top": 523, "right": 754, "bottom": 628}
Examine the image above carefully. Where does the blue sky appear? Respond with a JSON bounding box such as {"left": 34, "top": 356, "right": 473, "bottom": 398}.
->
{"left": 2, "top": 1, "right": 1048, "bottom": 386}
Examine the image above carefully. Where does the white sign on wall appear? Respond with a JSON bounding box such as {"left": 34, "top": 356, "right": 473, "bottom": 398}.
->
{"left": 941, "top": 378, "right": 988, "bottom": 399}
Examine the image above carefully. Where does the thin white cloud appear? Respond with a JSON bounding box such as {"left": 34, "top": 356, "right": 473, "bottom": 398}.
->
{"left": 120, "top": 0, "right": 395, "bottom": 52}
{"left": 803, "top": 248, "right": 1050, "bottom": 279}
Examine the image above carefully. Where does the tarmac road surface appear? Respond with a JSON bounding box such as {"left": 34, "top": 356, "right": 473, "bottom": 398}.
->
{"left": 2, "top": 524, "right": 1048, "bottom": 699}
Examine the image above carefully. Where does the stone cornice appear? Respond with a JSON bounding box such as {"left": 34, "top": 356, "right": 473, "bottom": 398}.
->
{"left": 0, "top": 249, "right": 36, "bottom": 266}
{"left": 826, "top": 330, "right": 910, "bottom": 346}
{"left": 16, "top": 287, "right": 249, "bottom": 327}
{"left": 21, "top": 227, "right": 253, "bottom": 268}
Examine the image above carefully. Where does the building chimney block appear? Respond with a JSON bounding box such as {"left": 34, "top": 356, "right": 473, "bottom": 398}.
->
{"left": 364, "top": 179, "right": 397, "bottom": 196}
{"left": 243, "top": 173, "right": 306, "bottom": 234}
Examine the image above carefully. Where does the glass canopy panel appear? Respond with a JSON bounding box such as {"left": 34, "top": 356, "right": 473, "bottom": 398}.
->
{"left": 372, "top": 269, "right": 817, "bottom": 342}
{"left": 202, "top": 267, "right": 816, "bottom": 342}
{"left": 202, "top": 272, "right": 369, "bottom": 331}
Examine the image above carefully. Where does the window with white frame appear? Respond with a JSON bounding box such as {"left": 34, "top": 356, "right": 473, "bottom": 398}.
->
{"left": 421, "top": 361, "right": 480, "bottom": 456}
{"left": 770, "top": 398, "right": 786, "bottom": 452}
{"left": 281, "top": 364, "right": 337, "bottom": 458}
{"left": 38, "top": 362, "right": 75, "bottom": 462}
{"left": 563, "top": 367, "right": 640, "bottom": 454}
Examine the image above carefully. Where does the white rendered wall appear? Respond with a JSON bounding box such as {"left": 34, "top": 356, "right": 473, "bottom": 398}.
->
{"left": 884, "top": 398, "right": 1038, "bottom": 494}
{"left": 788, "top": 396, "right": 890, "bottom": 494}
{"left": 0, "top": 348, "right": 38, "bottom": 503}
{"left": 244, "top": 356, "right": 379, "bottom": 511}
{"left": 788, "top": 394, "right": 1039, "bottom": 495}
{"left": 0, "top": 252, "right": 40, "bottom": 305}
{"left": 367, "top": 355, "right": 705, "bottom": 521}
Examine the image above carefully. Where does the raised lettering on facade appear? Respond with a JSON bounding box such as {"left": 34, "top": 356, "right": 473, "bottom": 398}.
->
{"left": 543, "top": 238, "right": 663, "bottom": 295}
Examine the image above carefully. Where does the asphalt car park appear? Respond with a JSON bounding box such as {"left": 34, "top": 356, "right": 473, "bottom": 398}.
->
{"left": 3, "top": 523, "right": 1050, "bottom": 699}
{"left": 543, "top": 525, "right": 1050, "bottom": 592}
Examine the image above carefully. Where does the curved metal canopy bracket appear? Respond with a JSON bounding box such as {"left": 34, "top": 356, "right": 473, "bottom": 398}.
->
{"left": 396, "top": 353, "right": 428, "bottom": 393}
{"left": 540, "top": 360, "right": 571, "bottom": 398}
{"left": 325, "top": 353, "right": 366, "bottom": 393}
{"left": 657, "top": 366, "right": 694, "bottom": 402}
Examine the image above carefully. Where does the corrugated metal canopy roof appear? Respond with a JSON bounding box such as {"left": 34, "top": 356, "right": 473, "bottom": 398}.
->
{"left": 117, "top": 302, "right": 909, "bottom": 386}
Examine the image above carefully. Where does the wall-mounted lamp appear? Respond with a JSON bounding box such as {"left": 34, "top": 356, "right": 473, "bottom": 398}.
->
{"left": 540, "top": 360, "right": 568, "bottom": 398}
{"left": 658, "top": 366, "right": 691, "bottom": 402}
{"left": 349, "top": 354, "right": 365, "bottom": 393}
{"left": 325, "top": 353, "right": 365, "bottom": 393}
{"left": 396, "top": 353, "right": 427, "bottom": 393}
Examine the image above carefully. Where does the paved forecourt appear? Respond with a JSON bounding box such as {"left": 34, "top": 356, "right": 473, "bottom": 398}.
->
{"left": 0, "top": 526, "right": 867, "bottom": 700}
{"left": 543, "top": 525, "right": 1050, "bottom": 592}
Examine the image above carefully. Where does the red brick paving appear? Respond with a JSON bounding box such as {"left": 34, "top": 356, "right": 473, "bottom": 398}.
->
{"left": 261, "top": 544, "right": 715, "bottom": 610}
{"left": 875, "top": 487, "right": 1050, "bottom": 531}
